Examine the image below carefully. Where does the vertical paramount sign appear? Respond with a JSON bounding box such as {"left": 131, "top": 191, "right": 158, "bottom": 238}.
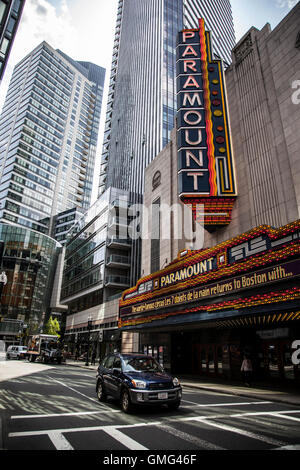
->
{"left": 176, "top": 19, "right": 237, "bottom": 227}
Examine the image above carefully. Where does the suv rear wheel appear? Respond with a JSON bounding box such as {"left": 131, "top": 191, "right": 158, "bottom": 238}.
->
{"left": 96, "top": 381, "right": 107, "bottom": 402}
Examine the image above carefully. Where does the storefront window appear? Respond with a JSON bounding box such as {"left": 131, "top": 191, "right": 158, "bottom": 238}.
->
{"left": 201, "top": 349, "right": 206, "bottom": 373}
{"left": 208, "top": 348, "right": 215, "bottom": 374}
{"left": 283, "top": 343, "right": 294, "bottom": 380}
{"left": 217, "top": 347, "right": 223, "bottom": 375}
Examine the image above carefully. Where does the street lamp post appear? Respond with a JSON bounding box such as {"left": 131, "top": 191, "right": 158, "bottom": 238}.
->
{"left": 85, "top": 316, "right": 92, "bottom": 366}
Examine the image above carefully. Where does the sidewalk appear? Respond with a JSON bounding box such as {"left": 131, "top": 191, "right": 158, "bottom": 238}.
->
{"left": 64, "top": 359, "right": 300, "bottom": 407}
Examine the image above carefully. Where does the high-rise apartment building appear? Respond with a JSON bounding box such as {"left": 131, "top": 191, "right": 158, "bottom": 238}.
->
{"left": 0, "top": 0, "right": 25, "bottom": 82}
{"left": 99, "top": 0, "right": 235, "bottom": 199}
{"left": 0, "top": 41, "right": 105, "bottom": 235}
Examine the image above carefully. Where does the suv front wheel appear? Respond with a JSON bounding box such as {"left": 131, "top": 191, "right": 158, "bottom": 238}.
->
{"left": 168, "top": 400, "right": 181, "bottom": 411}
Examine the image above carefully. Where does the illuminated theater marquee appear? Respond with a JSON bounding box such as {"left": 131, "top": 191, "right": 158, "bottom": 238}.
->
{"left": 176, "top": 19, "right": 237, "bottom": 226}
{"left": 119, "top": 221, "right": 300, "bottom": 327}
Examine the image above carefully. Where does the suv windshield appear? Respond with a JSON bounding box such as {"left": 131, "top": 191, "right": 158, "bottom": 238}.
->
{"left": 123, "top": 357, "right": 163, "bottom": 373}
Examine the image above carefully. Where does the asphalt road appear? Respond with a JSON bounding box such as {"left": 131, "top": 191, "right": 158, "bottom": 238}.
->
{"left": 1, "top": 361, "right": 300, "bottom": 454}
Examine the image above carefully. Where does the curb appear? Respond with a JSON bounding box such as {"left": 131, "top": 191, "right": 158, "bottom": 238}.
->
{"left": 180, "top": 382, "right": 300, "bottom": 407}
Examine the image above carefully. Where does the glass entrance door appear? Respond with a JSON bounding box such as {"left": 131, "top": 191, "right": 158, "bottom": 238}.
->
{"left": 263, "top": 340, "right": 299, "bottom": 381}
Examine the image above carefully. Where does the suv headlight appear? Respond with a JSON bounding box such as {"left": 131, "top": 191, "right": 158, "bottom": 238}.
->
{"left": 131, "top": 379, "right": 147, "bottom": 389}
{"left": 173, "top": 377, "right": 180, "bottom": 386}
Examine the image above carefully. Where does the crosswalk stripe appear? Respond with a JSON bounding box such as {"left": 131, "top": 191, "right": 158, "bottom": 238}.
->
{"left": 102, "top": 426, "right": 148, "bottom": 450}
{"left": 193, "top": 417, "right": 287, "bottom": 447}
{"left": 48, "top": 431, "right": 74, "bottom": 450}
{"left": 157, "top": 423, "right": 224, "bottom": 450}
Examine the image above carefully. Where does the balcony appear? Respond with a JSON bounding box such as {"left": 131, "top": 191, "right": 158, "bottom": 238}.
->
{"left": 107, "top": 236, "right": 132, "bottom": 249}
{"left": 108, "top": 216, "right": 129, "bottom": 229}
{"left": 106, "top": 254, "right": 130, "bottom": 268}
{"left": 111, "top": 199, "right": 131, "bottom": 210}
{"left": 105, "top": 275, "right": 130, "bottom": 288}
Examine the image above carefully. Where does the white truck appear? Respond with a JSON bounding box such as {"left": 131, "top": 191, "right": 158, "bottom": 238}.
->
{"left": 27, "top": 334, "right": 62, "bottom": 364}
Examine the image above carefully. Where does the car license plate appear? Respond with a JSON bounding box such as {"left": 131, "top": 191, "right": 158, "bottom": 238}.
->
{"left": 158, "top": 392, "right": 168, "bottom": 400}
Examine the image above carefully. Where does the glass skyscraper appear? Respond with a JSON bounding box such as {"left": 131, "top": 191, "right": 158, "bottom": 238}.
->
{"left": 0, "top": 0, "right": 25, "bottom": 82}
{"left": 99, "top": 0, "right": 235, "bottom": 200}
{"left": 98, "top": 0, "right": 235, "bottom": 285}
{"left": 0, "top": 41, "right": 105, "bottom": 235}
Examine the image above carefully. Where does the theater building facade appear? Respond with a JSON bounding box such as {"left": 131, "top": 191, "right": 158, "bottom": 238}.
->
{"left": 120, "top": 221, "right": 300, "bottom": 381}
{"left": 119, "top": 7, "right": 300, "bottom": 383}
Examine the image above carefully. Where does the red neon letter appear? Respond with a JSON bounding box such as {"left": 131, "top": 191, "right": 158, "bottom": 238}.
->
{"left": 183, "top": 31, "right": 195, "bottom": 42}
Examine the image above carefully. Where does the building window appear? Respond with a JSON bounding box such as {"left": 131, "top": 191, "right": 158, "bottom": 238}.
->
{"left": 0, "top": 1, "right": 7, "bottom": 24}
{"left": 152, "top": 171, "right": 161, "bottom": 190}
{"left": 0, "top": 37, "right": 9, "bottom": 59}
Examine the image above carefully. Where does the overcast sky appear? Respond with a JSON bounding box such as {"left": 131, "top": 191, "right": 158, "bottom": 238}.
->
{"left": 0, "top": 0, "right": 298, "bottom": 201}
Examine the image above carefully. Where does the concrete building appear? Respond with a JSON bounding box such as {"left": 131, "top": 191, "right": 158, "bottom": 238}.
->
{"left": 119, "top": 4, "right": 300, "bottom": 384}
{"left": 50, "top": 207, "right": 82, "bottom": 246}
{"left": 61, "top": 188, "right": 134, "bottom": 359}
{"left": 141, "top": 3, "right": 300, "bottom": 274}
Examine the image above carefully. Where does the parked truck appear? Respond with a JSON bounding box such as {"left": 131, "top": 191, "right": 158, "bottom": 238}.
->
{"left": 27, "top": 334, "right": 62, "bottom": 364}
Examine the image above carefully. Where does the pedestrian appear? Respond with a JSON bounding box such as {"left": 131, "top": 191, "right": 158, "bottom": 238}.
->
{"left": 91, "top": 350, "right": 96, "bottom": 365}
{"left": 75, "top": 349, "right": 79, "bottom": 361}
{"left": 241, "top": 355, "right": 253, "bottom": 387}
{"left": 63, "top": 348, "right": 68, "bottom": 363}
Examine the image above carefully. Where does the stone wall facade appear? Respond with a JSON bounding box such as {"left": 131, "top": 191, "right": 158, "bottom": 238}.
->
{"left": 141, "top": 4, "right": 300, "bottom": 276}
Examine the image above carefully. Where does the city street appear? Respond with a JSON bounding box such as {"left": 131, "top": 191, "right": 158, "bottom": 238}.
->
{"left": 0, "top": 361, "right": 300, "bottom": 452}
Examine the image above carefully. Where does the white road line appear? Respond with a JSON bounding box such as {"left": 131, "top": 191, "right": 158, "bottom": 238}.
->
{"left": 270, "top": 413, "right": 300, "bottom": 423}
{"left": 8, "top": 422, "right": 162, "bottom": 439}
{"left": 275, "top": 444, "right": 300, "bottom": 450}
{"left": 48, "top": 431, "right": 74, "bottom": 450}
{"left": 8, "top": 410, "right": 299, "bottom": 449}
{"left": 102, "top": 426, "right": 148, "bottom": 450}
{"left": 181, "top": 400, "right": 272, "bottom": 407}
{"left": 11, "top": 410, "right": 120, "bottom": 420}
{"left": 193, "top": 417, "right": 287, "bottom": 447}
{"left": 183, "top": 387, "right": 234, "bottom": 397}
{"left": 230, "top": 410, "right": 300, "bottom": 418}
{"left": 157, "top": 423, "right": 224, "bottom": 450}
{"left": 47, "top": 376, "right": 98, "bottom": 404}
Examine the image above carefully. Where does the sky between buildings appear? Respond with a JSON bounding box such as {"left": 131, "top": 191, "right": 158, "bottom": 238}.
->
{"left": 0, "top": 0, "right": 298, "bottom": 202}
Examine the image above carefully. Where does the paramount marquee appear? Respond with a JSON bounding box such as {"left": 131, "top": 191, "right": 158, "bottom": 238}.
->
{"left": 119, "top": 221, "right": 300, "bottom": 327}
{"left": 176, "top": 19, "right": 237, "bottom": 227}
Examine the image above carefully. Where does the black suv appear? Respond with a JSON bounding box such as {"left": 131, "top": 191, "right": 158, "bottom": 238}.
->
{"left": 96, "top": 353, "right": 182, "bottom": 413}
